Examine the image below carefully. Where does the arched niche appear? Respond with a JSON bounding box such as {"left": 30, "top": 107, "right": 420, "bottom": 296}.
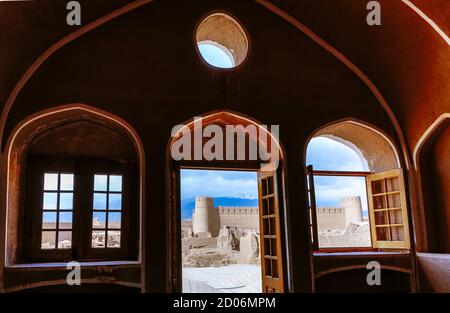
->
{"left": 4, "top": 105, "right": 145, "bottom": 266}
{"left": 417, "top": 117, "right": 450, "bottom": 252}
{"left": 306, "top": 120, "right": 401, "bottom": 173}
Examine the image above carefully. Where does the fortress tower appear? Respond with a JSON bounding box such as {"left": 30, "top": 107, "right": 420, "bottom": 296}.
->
{"left": 340, "top": 196, "right": 363, "bottom": 226}
{"left": 192, "top": 196, "right": 220, "bottom": 236}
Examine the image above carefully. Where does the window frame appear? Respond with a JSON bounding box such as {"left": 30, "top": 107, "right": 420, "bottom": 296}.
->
{"left": 23, "top": 156, "right": 138, "bottom": 263}
{"left": 307, "top": 165, "right": 410, "bottom": 252}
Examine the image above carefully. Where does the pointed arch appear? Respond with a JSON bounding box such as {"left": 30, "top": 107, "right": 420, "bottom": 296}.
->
{"left": 304, "top": 118, "right": 402, "bottom": 173}
{"left": 3, "top": 104, "right": 146, "bottom": 270}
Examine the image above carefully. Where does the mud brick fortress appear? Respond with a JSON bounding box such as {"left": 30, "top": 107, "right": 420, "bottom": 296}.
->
{"left": 191, "top": 197, "right": 259, "bottom": 237}
{"left": 316, "top": 196, "right": 364, "bottom": 231}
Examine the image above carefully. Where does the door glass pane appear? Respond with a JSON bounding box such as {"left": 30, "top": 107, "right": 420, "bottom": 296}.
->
{"left": 108, "top": 212, "right": 121, "bottom": 229}
{"left": 92, "top": 212, "right": 106, "bottom": 229}
{"left": 93, "top": 193, "right": 107, "bottom": 210}
{"left": 92, "top": 231, "right": 106, "bottom": 248}
{"left": 58, "top": 231, "right": 72, "bottom": 249}
{"left": 60, "top": 174, "right": 74, "bottom": 191}
{"left": 94, "top": 175, "right": 108, "bottom": 191}
{"left": 44, "top": 174, "right": 58, "bottom": 190}
{"left": 43, "top": 192, "right": 58, "bottom": 210}
{"left": 42, "top": 212, "right": 57, "bottom": 229}
{"left": 41, "top": 231, "right": 56, "bottom": 249}
{"left": 107, "top": 231, "right": 121, "bottom": 248}
{"left": 59, "top": 193, "right": 73, "bottom": 210}
{"left": 109, "top": 194, "right": 122, "bottom": 210}
{"left": 109, "top": 175, "right": 122, "bottom": 192}
{"left": 59, "top": 212, "right": 73, "bottom": 229}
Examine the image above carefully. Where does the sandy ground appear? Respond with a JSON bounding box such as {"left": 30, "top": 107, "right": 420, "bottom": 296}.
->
{"left": 182, "top": 264, "right": 262, "bottom": 293}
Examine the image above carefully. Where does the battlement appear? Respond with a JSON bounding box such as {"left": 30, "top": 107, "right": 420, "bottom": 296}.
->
{"left": 341, "top": 196, "right": 361, "bottom": 201}
{"left": 218, "top": 207, "right": 259, "bottom": 215}
{"left": 317, "top": 207, "right": 344, "bottom": 214}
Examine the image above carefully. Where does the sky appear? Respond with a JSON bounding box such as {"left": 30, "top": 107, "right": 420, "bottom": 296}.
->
{"left": 198, "top": 42, "right": 234, "bottom": 68}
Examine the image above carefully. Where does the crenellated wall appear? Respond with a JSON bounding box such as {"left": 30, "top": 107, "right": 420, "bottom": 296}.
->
{"left": 192, "top": 197, "right": 259, "bottom": 236}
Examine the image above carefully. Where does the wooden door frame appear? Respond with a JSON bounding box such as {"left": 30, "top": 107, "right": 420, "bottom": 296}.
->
{"left": 168, "top": 159, "right": 288, "bottom": 293}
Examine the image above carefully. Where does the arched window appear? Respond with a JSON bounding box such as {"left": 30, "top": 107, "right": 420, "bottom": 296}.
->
{"left": 305, "top": 121, "right": 410, "bottom": 251}
{"left": 6, "top": 107, "right": 141, "bottom": 264}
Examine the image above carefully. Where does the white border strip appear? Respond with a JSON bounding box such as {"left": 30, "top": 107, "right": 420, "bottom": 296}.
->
{"left": 402, "top": 0, "right": 450, "bottom": 46}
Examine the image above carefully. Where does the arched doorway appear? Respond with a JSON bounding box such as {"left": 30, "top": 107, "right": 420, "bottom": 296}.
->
{"left": 168, "top": 111, "right": 287, "bottom": 293}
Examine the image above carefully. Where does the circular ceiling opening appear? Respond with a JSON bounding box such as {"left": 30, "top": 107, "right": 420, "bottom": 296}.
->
{"left": 195, "top": 13, "right": 249, "bottom": 69}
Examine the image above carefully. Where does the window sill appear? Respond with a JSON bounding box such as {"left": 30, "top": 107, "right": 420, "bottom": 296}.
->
{"left": 6, "top": 260, "right": 140, "bottom": 270}
{"left": 313, "top": 251, "right": 410, "bottom": 257}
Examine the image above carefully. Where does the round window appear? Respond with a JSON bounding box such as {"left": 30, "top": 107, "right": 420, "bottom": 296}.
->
{"left": 195, "top": 13, "right": 249, "bottom": 69}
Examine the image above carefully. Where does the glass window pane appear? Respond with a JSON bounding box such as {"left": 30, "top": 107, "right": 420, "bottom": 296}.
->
{"left": 107, "top": 231, "right": 121, "bottom": 248}
{"left": 43, "top": 192, "right": 58, "bottom": 210}
{"left": 92, "top": 211, "right": 106, "bottom": 229}
{"left": 108, "top": 212, "right": 121, "bottom": 229}
{"left": 109, "top": 175, "right": 122, "bottom": 192}
{"left": 109, "top": 194, "right": 122, "bottom": 210}
{"left": 59, "top": 193, "right": 73, "bottom": 210}
{"left": 60, "top": 174, "right": 74, "bottom": 191}
{"left": 93, "top": 193, "right": 107, "bottom": 210}
{"left": 44, "top": 173, "right": 58, "bottom": 190}
{"left": 92, "top": 231, "right": 106, "bottom": 248}
{"left": 58, "top": 231, "right": 72, "bottom": 249}
{"left": 42, "top": 212, "right": 57, "bottom": 229}
{"left": 59, "top": 212, "right": 73, "bottom": 229}
{"left": 94, "top": 175, "right": 108, "bottom": 191}
{"left": 41, "top": 231, "right": 56, "bottom": 249}
{"left": 313, "top": 176, "right": 371, "bottom": 248}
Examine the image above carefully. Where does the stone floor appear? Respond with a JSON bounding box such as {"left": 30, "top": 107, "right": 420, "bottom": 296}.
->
{"left": 182, "top": 264, "right": 262, "bottom": 293}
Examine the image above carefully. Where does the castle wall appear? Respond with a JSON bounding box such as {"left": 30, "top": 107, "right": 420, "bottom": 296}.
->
{"left": 317, "top": 208, "right": 347, "bottom": 231}
{"left": 192, "top": 197, "right": 259, "bottom": 236}
{"left": 218, "top": 207, "right": 259, "bottom": 231}
{"left": 317, "top": 196, "right": 364, "bottom": 232}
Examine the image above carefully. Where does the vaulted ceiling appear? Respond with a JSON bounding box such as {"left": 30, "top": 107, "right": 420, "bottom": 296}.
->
{"left": 0, "top": 0, "right": 448, "bottom": 155}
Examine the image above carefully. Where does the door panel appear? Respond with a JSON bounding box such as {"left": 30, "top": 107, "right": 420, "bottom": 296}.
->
{"left": 258, "top": 170, "right": 284, "bottom": 293}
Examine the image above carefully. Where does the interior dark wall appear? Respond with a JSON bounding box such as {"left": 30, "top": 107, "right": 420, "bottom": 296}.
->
{"left": 316, "top": 269, "right": 410, "bottom": 293}
{"left": 1, "top": 0, "right": 405, "bottom": 292}
{"left": 14, "top": 283, "right": 140, "bottom": 293}
{"left": 420, "top": 122, "right": 450, "bottom": 253}
{"left": 269, "top": 0, "right": 450, "bottom": 153}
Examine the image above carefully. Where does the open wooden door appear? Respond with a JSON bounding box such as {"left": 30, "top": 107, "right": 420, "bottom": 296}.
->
{"left": 367, "top": 169, "right": 410, "bottom": 249}
{"left": 306, "top": 165, "right": 319, "bottom": 250}
{"left": 258, "top": 170, "right": 284, "bottom": 293}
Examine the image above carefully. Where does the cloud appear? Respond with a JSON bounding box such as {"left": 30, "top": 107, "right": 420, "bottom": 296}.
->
{"left": 306, "top": 137, "right": 365, "bottom": 171}
{"left": 180, "top": 169, "right": 258, "bottom": 200}
{"left": 314, "top": 176, "right": 368, "bottom": 211}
